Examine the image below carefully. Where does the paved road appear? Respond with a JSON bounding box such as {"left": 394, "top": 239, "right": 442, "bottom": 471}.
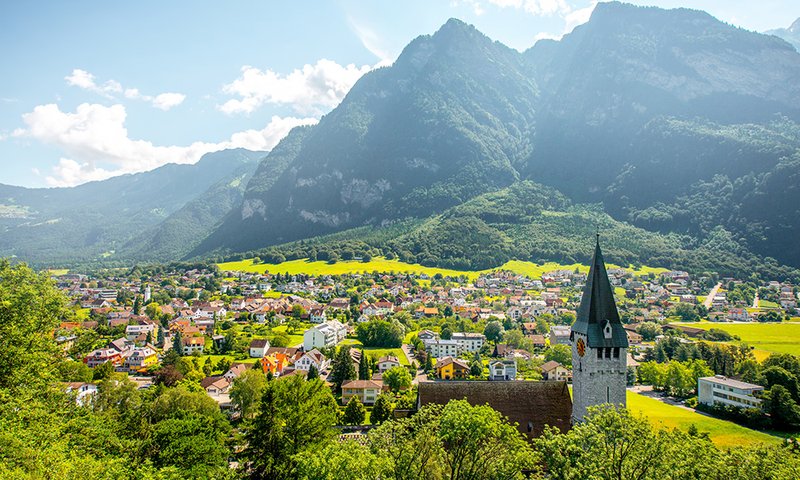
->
{"left": 703, "top": 282, "right": 722, "bottom": 309}
{"left": 752, "top": 292, "right": 759, "bottom": 309}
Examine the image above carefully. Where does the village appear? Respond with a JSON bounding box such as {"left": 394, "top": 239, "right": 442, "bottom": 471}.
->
{"left": 52, "top": 258, "right": 800, "bottom": 432}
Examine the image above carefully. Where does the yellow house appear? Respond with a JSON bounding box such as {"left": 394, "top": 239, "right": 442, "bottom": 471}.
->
{"left": 124, "top": 346, "right": 158, "bottom": 372}
{"left": 434, "top": 356, "right": 470, "bottom": 380}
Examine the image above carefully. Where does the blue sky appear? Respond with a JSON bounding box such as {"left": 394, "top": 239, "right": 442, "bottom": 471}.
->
{"left": 1, "top": 0, "right": 798, "bottom": 188}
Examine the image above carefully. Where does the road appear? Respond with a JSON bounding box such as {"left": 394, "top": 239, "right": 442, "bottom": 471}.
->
{"left": 752, "top": 292, "right": 759, "bottom": 309}
{"left": 703, "top": 282, "right": 722, "bottom": 309}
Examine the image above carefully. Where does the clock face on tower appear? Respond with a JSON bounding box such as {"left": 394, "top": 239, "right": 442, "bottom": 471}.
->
{"left": 576, "top": 337, "right": 585, "bottom": 357}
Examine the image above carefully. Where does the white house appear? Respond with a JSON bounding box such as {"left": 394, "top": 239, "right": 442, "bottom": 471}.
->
{"left": 377, "top": 355, "right": 401, "bottom": 373}
{"left": 424, "top": 338, "right": 460, "bottom": 358}
{"left": 303, "top": 320, "right": 347, "bottom": 351}
{"left": 698, "top": 375, "right": 764, "bottom": 409}
{"left": 309, "top": 308, "right": 327, "bottom": 323}
{"left": 295, "top": 349, "right": 330, "bottom": 372}
{"left": 489, "top": 359, "right": 517, "bottom": 381}
{"left": 452, "top": 332, "right": 485, "bottom": 352}
{"left": 249, "top": 339, "right": 271, "bottom": 358}
{"left": 65, "top": 382, "right": 98, "bottom": 406}
{"left": 549, "top": 325, "right": 571, "bottom": 346}
{"left": 341, "top": 379, "right": 383, "bottom": 405}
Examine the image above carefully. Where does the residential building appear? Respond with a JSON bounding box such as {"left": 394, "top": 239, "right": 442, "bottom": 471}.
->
{"left": 434, "top": 356, "right": 470, "bottom": 380}
{"left": 452, "top": 332, "right": 485, "bottom": 352}
{"left": 201, "top": 376, "right": 231, "bottom": 395}
{"left": 698, "top": 375, "right": 764, "bottom": 409}
{"left": 424, "top": 338, "right": 460, "bottom": 358}
{"left": 341, "top": 379, "right": 383, "bottom": 405}
{"left": 249, "top": 339, "right": 271, "bottom": 358}
{"left": 295, "top": 349, "right": 329, "bottom": 372}
{"left": 65, "top": 382, "right": 98, "bottom": 406}
{"left": 123, "top": 346, "right": 158, "bottom": 372}
{"left": 125, "top": 323, "right": 157, "bottom": 342}
{"left": 223, "top": 363, "right": 248, "bottom": 382}
{"left": 303, "top": 320, "right": 347, "bottom": 351}
{"left": 541, "top": 360, "right": 571, "bottom": 382}
{"left": 84, "top": 348, "right": 123, "bottom": 368}
{"left": 182, "top": 335, "right": 206, "bottom": 355}
{"left": 549, "top": 325, "right": 571, "bottom": 346}
{"left": 489, "top": 359, "right": 517, "bottom": 381}
{"left": 376, "top": 355, "right": 401, "bottom": 373}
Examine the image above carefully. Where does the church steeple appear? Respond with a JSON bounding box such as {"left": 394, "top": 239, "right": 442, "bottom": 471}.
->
{"left": 571, "top": 235, "right": 629, "bottom": 348}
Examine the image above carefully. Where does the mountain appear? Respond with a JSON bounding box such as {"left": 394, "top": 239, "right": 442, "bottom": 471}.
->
{"left": 197, "top": 2, "right": 800, "bottom": 277}
{"left": 766, "top": 18, "right": 800, "bottom": 50}
{"left": 0, "top": 149, "right": 263, "bottom": 266}
{"left": 194, "top": 18, "right": 537, "bottom": 255}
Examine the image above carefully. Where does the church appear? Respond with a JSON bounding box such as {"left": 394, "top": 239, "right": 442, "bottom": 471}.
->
{"left": 571, "top": 235, "right": 629, "bottom": 422}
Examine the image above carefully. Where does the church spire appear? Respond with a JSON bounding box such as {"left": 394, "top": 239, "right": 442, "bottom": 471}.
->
{"left": 571, "top": 235, "right": 629, "bottom": 348}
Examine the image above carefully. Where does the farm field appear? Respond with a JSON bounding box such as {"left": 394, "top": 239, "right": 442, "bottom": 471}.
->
{"left": 673, "top": 321, "right": 800, "bottom": 357}
{"left": 625, "top": 391, "right": 781, "bottom": 447}
{"left": 218, "top": 257, "right": 668, "bottom": 281}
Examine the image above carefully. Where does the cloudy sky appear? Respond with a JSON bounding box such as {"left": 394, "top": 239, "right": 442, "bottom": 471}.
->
{"left": 1, "top": 0, "right": 798, "bottom": 188}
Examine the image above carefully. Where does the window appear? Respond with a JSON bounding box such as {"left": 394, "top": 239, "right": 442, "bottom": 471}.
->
{"left": 612, "top": 348, "right": 619, "bottom": 358}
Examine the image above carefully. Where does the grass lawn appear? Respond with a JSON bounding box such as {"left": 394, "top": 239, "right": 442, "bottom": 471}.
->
{"left": 47, "top": 269, "right": 69, "bottom": 276}
{"left": 625, "top": 391, "right": 781, "bottom": 447}
{"left": 673, "top": 321, "right": 800, "bottom": 357}
{"left": 270, "top": 325, "right": 306, "bottom": 346}
{"left": 403, "top": 330, "right": 419, "bottom": 344}
{"left": 218, "top": 257, "right": 668, "bottom": 281}
{"left": 759, "top": 300, "right": 780, "bottom": 309}
{"left": 343, "top": 340, "right": 410, "bottom": 365}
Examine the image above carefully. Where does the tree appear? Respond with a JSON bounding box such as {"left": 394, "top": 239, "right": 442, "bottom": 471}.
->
{"left": 295, "top": 442, "right": 391, "bottom": 480}
{"left": 440, "top": 324, "right": 453, "bottom": 340}
{"left": 92, "top": 360, "right": 116, "bottom": 381}
{"left": 0, "top": 260, "right": 65, "bottom": 393}
{"left": 132, "top": 295, "right": 141, "bottom": 315}
{"left": 356, "top": 319, "right": 404, "bottom": 348}
{"left": 244, "top": 375, "right": 338, "bottom": 479}
{"left": 469, "top": 359, "right": 483, "bottom": 377}
{"left": 483, "top": 320, "right": 504, "bottom": 344}
{"left": 330, "top": 346, "right": 357, "bottom": 393}
{"left": 763, "top": 384, "right": 800, "bottom": 430}
{"left": 343, "top": 396, "right": 366, "bottom": 425}
{"left": 358, "top": 350, "right": 370, "bottom": 380}
{"left": 636, "top": 321, "right": 662, "bottom": 341}
{"left": 544, "top": 344, "right": 572, "bottom": 367}
{"left": 443, "top": 305, "right": 453, "bottom": 317}
{"left": 230, "top": 368, "right": 267, "bottom": 419}
{"left": 424, "top": 353, "right": 434, "bottom": 373}
{"left": 371, "top": 394, "right": 394, "bottom": 425}
{"left": 383, "top": 366, "right": 412, "bottom": 392}
{"left": 172, "top": 331, "right": 183, "bottom": 356}
{"left": 307, "top": 364, "right": 319, "bottom": 380}
{"left": 671, "top": 303, "right": 700, "bottom": 322}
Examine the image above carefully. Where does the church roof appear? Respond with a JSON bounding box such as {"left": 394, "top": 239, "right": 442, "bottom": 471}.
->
{"left": 417, "top": 381, "right": 572, "bottom": 439}
{"left": 571, "top": 236, "right": 629, "bottom": 348}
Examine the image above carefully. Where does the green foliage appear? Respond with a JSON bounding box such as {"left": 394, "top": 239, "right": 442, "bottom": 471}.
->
{"left": 382, "top": 366, "right": 412, "bottom": 393}
{"left": 329, "top": 346, "right": 357, "bottom": 393}
{"left": 230, "top": 368, "right": 267, "bottom": 419}
{"left": 244, "top": 375, "right": 338, "bottom": 479}
{"left": 483, "top": 320, "right": 504, "bottom": 343}
{"left": 356, "top": 318, "right": 404, "bottom": 348}
{"left": 371, "top": 394, "right": 395, "bottom": 425}
{"left": 544, "top": 344, "right": 572, "bottom": 367}
{"left": 342, "top": 396, "right": 366, "bottom": 425}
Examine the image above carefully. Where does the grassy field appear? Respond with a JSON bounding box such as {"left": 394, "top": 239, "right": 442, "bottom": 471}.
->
{"left": 218, "top": 257, "right": 668, "bottom": 281}
{"left": 626, "top": 391, "right": 781, "bottom": 447}
{"left": 47, "top": 269, "right": 69, "bottom": 276}
{"left": 339, "top": 339, "right": 409, "bottom": 365}
{"left": 673, "top": 321, "right": 800, "bottom": 357}
{"left": 270, "top": 325, "right": 306, "bottom": 347}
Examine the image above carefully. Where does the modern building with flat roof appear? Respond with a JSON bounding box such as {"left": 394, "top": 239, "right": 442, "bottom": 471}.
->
{"left": 698, "top": 375, "right": 764, "bottom": 410}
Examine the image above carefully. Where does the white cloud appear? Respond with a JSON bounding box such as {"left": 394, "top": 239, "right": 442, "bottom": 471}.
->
{"left": 461, "top": 0, "right": 571, "bottom": 16}
{"left": 14, "top": 103, "right": 315, "bottom": 187}
{"left": 563, "top": 1, "right": 596, "bottom": 33}
{"left": 65, "top": 68, "right": 186, "bottom": 110}
{"left": 347, "top": 17, "right": 395, "bottom": 65}
{"left": 219, "top": 59, "right": 373, "bottom": 115}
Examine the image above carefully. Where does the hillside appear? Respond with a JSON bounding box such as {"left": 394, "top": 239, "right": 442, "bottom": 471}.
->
{"left": 0, "top": 149, "right": 263, "bottom": 266}
{"left": 766, "top": 17, "right": 800, "bottom": 50}
{"left": 197, "top": 2, "right": 800, "bottom": 276}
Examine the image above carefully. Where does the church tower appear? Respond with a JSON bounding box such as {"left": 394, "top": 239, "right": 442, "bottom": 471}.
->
{"left": 571, "top": 235, "right": 629, "bottom": 422}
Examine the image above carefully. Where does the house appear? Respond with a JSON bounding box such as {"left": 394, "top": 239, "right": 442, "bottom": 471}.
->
{"left": 249, "top": 339, "right": 271, "bottom": 358}
{"left": 84, "top": 348, "right": 123, "bottom": 368}
{"left": 329, "top": 297, "right": 350, "bottom": 310}
{"left": 303, "top": 320, "right": 347, "bottom": 351}
{"left": 123, "top": 346, "right": 158, "bottom": 373}
{"left": 125, "top": 323, "right": 157, "bottom": 342}
{"left": 435, "top": 356, "right": 470, "bottom": 380}
{"left": 625, "top": 330, "right": 643, "bottom": 345}
{"left": 424, "top": 338, "right": 460, "bottom": 358}
{"left": 727, "top": 308, "right": 750, "bottom": 322}
{"left": 492, "top": 344, "right": 511, "bottom": 358}
{"left": 489, "top": 359, "right": 517, "bottom": 381}
{"left": 417, "top": 381, "right": 571, "bottom": 439}
{"left": 541, "top": 361, "right": 571, "bottom": 382}
{"left": 417, "top": 330, "right": 437, "bottom": 341}
{"left": 451, "top": 332, "right": 485, "bottom": 352}
{"left": 698, "top": 375, "right": 764, "bottom": 410}
{"left": 522, "top": 322, "right": 538, "bottom": 335}
{"left": 295, "top": 349, "right": 329, "bottom": 372}
{"left": 65, "top": 382, "right": 98, "bottom": 406}
{"left": 182, "top": 335, "right": 206, "bottom": 354}
{"left": 201, "top": 376, "right": 232, "bottom": 395}
{"left": 527, "top": 334, "right": 547, "bottom": 349}
{"left": 377, "top": 355, "right": 401, "bottom": 373}
{"left": 549, "top": 325, "right": 571, "bottom": 346}
{"left": 309, "top": 308, "right": 327, "bottom": 323}
{"left": 341, "top": 379, "right": 383, "bottom": 405}
{"left": 223, "top": 363, "right": 249, "bottom": 382}
{"left": 260, "top": 353, "right": 291, "bottom": 377}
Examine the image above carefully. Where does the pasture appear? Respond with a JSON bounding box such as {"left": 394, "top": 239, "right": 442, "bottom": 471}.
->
{"left": 674, "top": 321, "right": 800, "bottom": 357}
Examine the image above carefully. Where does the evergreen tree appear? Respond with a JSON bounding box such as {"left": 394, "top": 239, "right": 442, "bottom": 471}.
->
{"left": 424, "top": 354, "right": 434, "bottom": 373}
{"left": 371, "top": 394, "right": 394, "bottom": 425}
{"left": 133, "top": 295, "right": 141, "bottom": 315}
{"left": 330, "top": 346, "right": 357, "bottom": 393}
{"left": 307, "top": 364, "right": 319, "bottom": 381}
{"left": 358, "top": 350, "right": 370, "bottom": 380}
{"left": 342, "top": 396, "right": 366, "bottom": 425}
{"left": 146, "top": 330, "right": 153, "bottom": 345}
{"left": 156, "top": 327, "right": 165, "bottom": 347}
{"left": 172, "top": 331, "right": 183, "bottom": 356}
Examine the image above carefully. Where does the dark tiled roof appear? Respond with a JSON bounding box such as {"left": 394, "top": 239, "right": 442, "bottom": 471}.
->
{"left": 571, "top": 237, "right": 629, "bottom": 348}
{"left": 417, "top": 381, "right": 572, "bottom": 439}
